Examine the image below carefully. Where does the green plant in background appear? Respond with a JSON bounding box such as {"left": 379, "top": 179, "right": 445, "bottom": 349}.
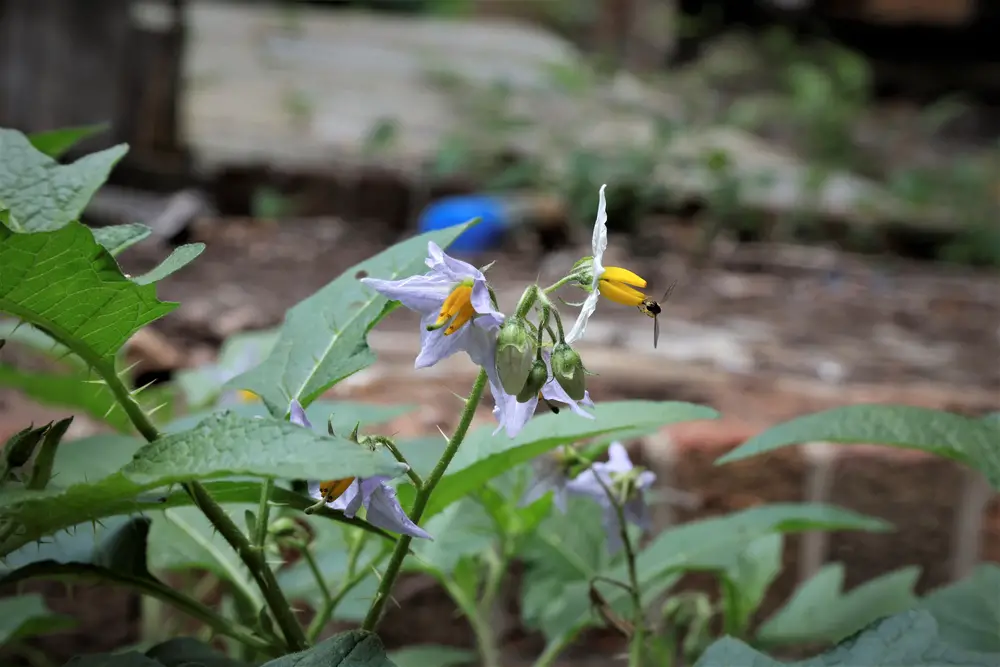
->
{"left": 0, "top": 124, "right": 998, "bottom": 667}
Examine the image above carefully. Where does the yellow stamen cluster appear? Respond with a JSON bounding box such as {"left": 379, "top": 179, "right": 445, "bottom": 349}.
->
{"left": 598, "top": 266, "right": 648, "bottom": 307}
{"left": 430, "top": 283, "right": 476, "bottom": 336}
{"left": 319, "top": 478, "right": 355, "bottom": 504}
{"left": 238, "top": 390, "right": 259, "bottom": 402}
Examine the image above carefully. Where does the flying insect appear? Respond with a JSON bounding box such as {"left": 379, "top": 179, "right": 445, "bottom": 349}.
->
{"left": 637, "top": 281, "right": 677, "bottom": 349}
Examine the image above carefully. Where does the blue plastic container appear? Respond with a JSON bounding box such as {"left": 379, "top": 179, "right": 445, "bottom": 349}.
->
{"left": 417, "top": 195, "right": 508, "bottom": 254}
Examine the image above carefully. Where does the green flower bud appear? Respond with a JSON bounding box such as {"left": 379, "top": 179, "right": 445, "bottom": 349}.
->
{"left": 495, "top": 317, "right": 536, "bottom": 395}
{"left": 550, "top": 342, "right": 586, "bottom": 400}
{"left": 516, "top": 358, "right": 549, "bottom": 403}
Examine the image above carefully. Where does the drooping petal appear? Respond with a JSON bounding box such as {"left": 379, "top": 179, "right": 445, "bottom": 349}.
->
{"left": 331, "top": 479, "right": 365, "bottom": 517}
{"left": 289, "top": 400, "right": 312, "bottom": 429}
{"left": 362, "top": 274, "right": 453, "bottom": 316}
{"left": 415, "top": 311, "right": 478, "bottom": 368}
{"left": 623, "top": 495, "right": 652, "bottom": 530}
{"left": 521, "top": 463, "right": 570, "bottom": 513}
{"left": 565, "top": 290, "right": 600, "bottom": 345}
{"left": 492, "top": 387, "right": 539, "bottom": 438}
{"left": 470, "top": 281, "right": 503, "bottom": 330}
{"left": 365, "top": 482, "right": 433, "bottom": 539}
{"left": 605, "top": 442, "right": 634, "bottom": 473}
{"left": 308, "top": 481, "right": 323, "bottom": 501}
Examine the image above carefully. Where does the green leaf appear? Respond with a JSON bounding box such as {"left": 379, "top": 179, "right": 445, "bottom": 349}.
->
{"left": 716, "top": 405, "right": 1000, "bottom": 488}
{"left": 173, "top": 329, "right": 279, "bottom": 409}
{"left": 0, "top": 365, "right": 133, "bottom": 432}
{"left": 0, "top": 129, "right": 127, "bottom": 232}
{"left": 261, "top": 630, "right": 395, "bottom": 667}
{"left": 401, "top": 400, "right": 718, "bottom": 520}
{"left": 723, "top": 533, "right": 784, "bottom": 634}
{"left": 695, "top": 610, "right": 1000, "bottom": 667}
{"left": 123, "top": 411, "right": 405, "bottom": 485}
{"left": 131, "top": 244, "right": 206, "bottom": 285}
{"left": 145, "top": 638, "right": 249, "bottom": 667}
{"left": 534, "top": 503, "right": 891, "bottom": 641}
{"left": 0, "top": 221, "right": 177, "bottom": 362}
{"left": 0, "top": 319, "right": 81, "bottom": 369}
{"left": 0, "top": 593, "right": 75, "bottom": 646}
{"left": 0, "top": 412, "right": 404, "bottom": 556}
{"left": 147, "top": 505, "right": 261, "bottom": 608}
{"left": 387, "top": 646, "right": 476, "bottom": 667}
{"left": 227, "top": 222, "right": 476, "bottom": 416}
{"left": 920, "top": 564, "right": 1000, "bottom": 652}
{"left": 66, "top": 652, "right": 165, "bottom": 667}
{"left": 27, "top": 124, "right": 109, "bottom": 159}
{"left": 409, "top": 498, "right": 494, "bottom": 574}
{"left": 92, "top": 223, "right": 153, "bottom": 256}
{"left": 757, "top": 563, "right": 920, "bottom": 646}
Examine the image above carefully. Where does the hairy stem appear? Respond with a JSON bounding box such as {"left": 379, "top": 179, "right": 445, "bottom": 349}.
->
{"left": 371, "top": 436, "right": 423, "bottom": 489}
{"left": 253, "top": 479, "right": 274, "bottom": 549}
{"left": 100, "top": 359, "right": 308, "bottom": 651}
{"left": 361, "top": 368, "right": 488, "bottom": 630}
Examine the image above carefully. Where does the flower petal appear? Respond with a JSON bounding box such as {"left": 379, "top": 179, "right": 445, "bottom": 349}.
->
{"left": 331, "top": 479, "right": 364, "bottom": 516}
{"left": 415, "top": 311, "right": 474, "bottom": 368}
{"left": 362, "top": 275, "right": 452, "bottom": 316}
{"left": 624, "top": 495, "right": 652, "bottom": 530}
{"left": 308, "top": 481, "right": 323, "bottom": 501}
{"left": 565, "top": 290, "right": 600, "bottom": 344}
{"left": 366, "top": 482, "right": 433, "bottom": 539}
{"left": 426, "top": 241, "right": 482, "bottom": 282}
{"left": 605, "top": 442, "right": 634, "bottom": 473}
{"left": 592, "top": 184, "right": 608, "bottom": 275}
{"left": 470, "top": 281, "right": 503, "bottom": 329}
{"left": 289, "top": 400, "right": 312, "bottom": 429}
{"left": 601, "top": 506, "right": 624, "bottom": 556}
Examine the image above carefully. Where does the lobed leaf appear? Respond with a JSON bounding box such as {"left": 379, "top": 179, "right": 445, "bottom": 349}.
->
{"left": 920, "top": 564, "right": 1000, "bottom": 653}
{"left": 716, "top": 405, "right": 1000, "bottom": 488}
{"left": 0, "top": 221, "right": 176, "bottom": 363}
{"left": 0, "top": 413, "right": 405, "bottom": 556}
{"left": 131, "top": 243, "right": 206, "bottom": 285}
{"left": 757, "top": 563, "right": 920, "bottom": 646}
{"left": 92, "top": 223, "right": 153, "bottom": 256}
{"left": 695, "top": 610, "right": 1000, "bottom": 667}
{"left": 227, "top": 222, "right": 476, "bottom": 416}
{"left": 261, "top": 630, "right": 395, "bottom": 667}
{"left": 0, "top": 128, "right": 126, "bottom": 232}
{"left": 399, "top": 400, "right": 719, "bottom": 520}
{"left": 27, "top": 124, "right": 109, "bottom": 159}
{"left": 0, "top": 365, "right": 133, "bottom": 432}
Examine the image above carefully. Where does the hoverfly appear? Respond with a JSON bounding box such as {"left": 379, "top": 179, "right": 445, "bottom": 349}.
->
{"left": 637, "top": 280, "right": 677, "bottom": 349}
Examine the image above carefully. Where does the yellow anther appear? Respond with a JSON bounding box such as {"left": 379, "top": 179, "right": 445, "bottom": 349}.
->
{"left": 430, "top": 283, "right": 475, "bottom": 336}
{"left": 238, "top": 390, "right": 259, "bottom": 402}
{"left": 319, "top": 478, "right": 355, "bottom": 504}
{"left": 601, "top": 266, "right": 647, "bottom": 289}
{"left": 598, "top": 280, "right": 646, "bottom": 307}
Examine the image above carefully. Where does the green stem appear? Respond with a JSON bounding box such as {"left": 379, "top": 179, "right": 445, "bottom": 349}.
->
{"left": 95, "top": 359, "right": 308, "bottom": 652}
{"left": 303, "top": 546, "right": 333, "bottom": 609}
{"left": 254, "top": 479, "right": 274, "bottom": 549}
{"left": 531, "top": 630, "right": 579, "bottom": 667}
{"left": 308, "top": 543, "right": 386, "bottom": 642}
{"left": 372, "top": 436, "right": 423, "bottom": 490}
{"left": 595, "top": 475, "right": 645, "bottom": 667}
{"left": 443, "top": 576, "right": 501, "bottom": 667}
{"left": 542, "top": 275, "right": 576, "bottom": 294}
{"left": 360, "top": 368, "right": 488, "bottom": 631}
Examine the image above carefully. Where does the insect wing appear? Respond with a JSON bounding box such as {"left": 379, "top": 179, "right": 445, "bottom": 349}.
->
{"left": 653, "top": 315, "right": 660, "bottom": 349}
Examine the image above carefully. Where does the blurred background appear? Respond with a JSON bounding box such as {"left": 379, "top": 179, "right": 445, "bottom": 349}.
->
{"left": 1, "top": 0, "right": 998, "bottom": 664}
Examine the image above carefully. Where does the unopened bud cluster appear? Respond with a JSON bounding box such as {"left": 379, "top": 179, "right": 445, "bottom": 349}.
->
{"left": 493, "top": 286, "right": 589, "bottom": 404}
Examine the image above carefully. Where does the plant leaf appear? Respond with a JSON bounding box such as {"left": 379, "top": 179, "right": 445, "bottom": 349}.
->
{"left": 65, "top": 653, "right": 165, "bottom": 667}
{"left": 0, "top": 593, "right": 75, "bottom": 646}
{"left": 757, "top": 563, "right": 920, "bottom": 646}
{"left": 399, "top": 400, "right": 719, "bottom": 520}
{"left": 0, "top": 412, "right": 405, "bottom": 557}
{"left": 387, "top": 645, "right": 476, "bottom": 667}
{"left": 532, "top": 503, "right": 891, "bottom": 641}
{"left": 0, "top": 365, "right": 133, "bottom": 432}
{"left": 0, "top": 320, "right": 81, "bottom": 370}
{"left": 0, "top": 128, "right": 126, "bottom": 232}
{"left": 91, "top": 223, "right": 153, "bottom": 256}
{"left": 227, "top": 222, "right": 476, "bottom": 416}
{"left": 27, "top": 124, "right": 109, "bottom": 159}
{"left": 145, "top": 637, "right": 249, "bottom": 667}
{"left": 920, "top": 563, "right": 1000, "bottom": 653}
{"left": 261, "top": 630, "right": 395, "bottom": 667}
{"left": 723, "top": 533, "right": 785, "bottom": 634}
{"left": 695, "top": 610, "right": 1000, "bottom": 667}
{"left": 715, "top": 405, "right": 1000, "bottom": 488}
{"left": 131, "top": 244, "right": 206, "bottom": 285}
{"left": 0, "top": 221, "right": 177, "bottom": 362}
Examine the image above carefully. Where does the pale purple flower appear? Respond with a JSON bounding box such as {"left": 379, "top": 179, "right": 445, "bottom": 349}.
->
{"left": 308, "top": 477, "right": 432, "bottom": 540}
{"left": 361, "top": 241, "right": 504, "bottom": 371}
{"left": 291, "top": 400, "right": 431, "bottom": 540}
{"left": 490, "top": 350, "right": 595, "bottom": 438}
{"left": 520, "top": 453, "right": 572, "bottom": 513}
{"left": 565, "top": 442, "right": 656, "bottom": 555}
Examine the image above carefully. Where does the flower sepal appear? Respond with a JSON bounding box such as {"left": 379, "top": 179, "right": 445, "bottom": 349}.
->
{"left": 494, "top": 316, "right": 536, "bottom": 395}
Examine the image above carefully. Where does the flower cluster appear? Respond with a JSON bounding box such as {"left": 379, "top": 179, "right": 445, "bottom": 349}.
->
{"left": 524, "top": 442, "right": 656, "bottom": 554}
{"left": 360, "top": 184, "right": 658, "bottom": 439}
